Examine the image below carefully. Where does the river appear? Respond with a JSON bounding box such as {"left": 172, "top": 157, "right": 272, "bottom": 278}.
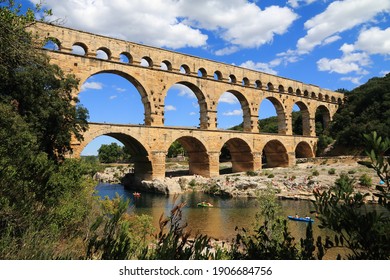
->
{"left": 96, "top": 183, "right": 327, "bottom": 240}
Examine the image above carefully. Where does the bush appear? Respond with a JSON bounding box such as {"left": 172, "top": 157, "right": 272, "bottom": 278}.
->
{"left": 328, "top": 168, "right": 336, "bottom": 175}
{"left": 359, "top": 174, "right": 372, "bottom": 187}
{"left": 312, "top": 169, "right": 320, "bottom": 176}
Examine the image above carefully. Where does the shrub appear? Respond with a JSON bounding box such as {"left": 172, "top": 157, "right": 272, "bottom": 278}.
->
{"left": 328, "top": 168, "right": 336, "bottom": 175}
{"left": 312, "top": 170, "right": 319, "bottom": 176}
{"left": 359, "top": 174, "right": 372, "bottom": 187}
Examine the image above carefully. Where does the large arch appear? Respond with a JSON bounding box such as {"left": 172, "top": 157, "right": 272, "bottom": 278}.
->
{"left": 315, "top": 105, "right": 331, "bottom": 135}
{"left": 220, "top": 138, "right": 254, "bottom": 173}
{"left": 222, "top": 90, "right": 251, "bottom": 132}
{"left": 258, "top": 96, "right": 287, "bottom": 134}
{"left": 79, "top": 131, "right": 152, "bottom": 180}
{"left": 170, "top": 136, "right": 210, "bottom": 177}
{"left": 262, "top": 140, "right": 289, "bottom": 168}
{"left": 164, "top": 81, "right": 209, "bottom": 129}
{"left": 295, "top": 141, "right": 314, "bottom": 158}
{"left": 79, "top": 70, "right": 153, "bottom": 125}
{"left": 292, "top": 101, "right": 310, "bottom": 136}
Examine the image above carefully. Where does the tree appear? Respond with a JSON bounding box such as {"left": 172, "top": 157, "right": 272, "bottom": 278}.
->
{"left": 0, "top": 0, "right": 88, "bottom": 161}
{"left": 98, "top": 143, "right": 124, "bottom": 163}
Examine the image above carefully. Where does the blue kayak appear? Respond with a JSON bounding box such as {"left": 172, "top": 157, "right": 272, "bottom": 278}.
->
{"left": 288, "top": 216, "right": 314, "bottom": 223}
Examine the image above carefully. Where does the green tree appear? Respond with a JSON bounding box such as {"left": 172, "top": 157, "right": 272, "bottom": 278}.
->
{"left": 0, "top": 0, "right": 88, "bottom": 161}
{"left": 98, "top": 143, "right": 123, "bottom": 163}
{"left": 330, "top": 74, "right": 390, "bottom": 152}
{"left": 167, "top": 141, "right": 185, "bottom": 158}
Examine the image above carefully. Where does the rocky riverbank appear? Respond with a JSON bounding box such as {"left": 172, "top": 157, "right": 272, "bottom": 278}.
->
{"left": 97, "top": 157, "right": 381, "bottom": 202}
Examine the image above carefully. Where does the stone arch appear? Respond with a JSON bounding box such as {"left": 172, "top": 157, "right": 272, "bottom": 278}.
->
{"left": 295, "top": 141, "right": 314, "bottom": 158}
{"left": 315, "top": 105, "right": 331, "bottom": 134}
{"left": 43, "top": 37, "right": 61, "bottom": 51}
{"left": 161, "top": 60, "right": 172, "bottom": 71}
{"left": 214, "top": 70, "right": 223, "bottom": 81}
{"left": 141, "top": 56, "right": 153, "bottom": 67}
{"left": 79, "top": 130, "right": 152, "bottom": 179}
{"left": 262, "top": 140, "right": 289, "bottom": 168}
{"left": 180, "top": 64, "right": 191, "bottom": 74}
{"left": 259, "top": 96, "right": 287, "bottom": 134}
{"left": 229, "top": 74, "right": 237, "bottom": 84}
{"left": 242, "top": 77, "right": 250, "bottom": 87}
{"left": 96, "top": 47, "right": 111, "bottom": 60}
{"left": 79, "top": 70, "right": 153, "bottom": 125}
{"left": 255, "top": 80, "right": 262, "bottom": 89}
{"left": 72, "top": 42, "right": 88, "bottom": 56}
{"left": 293, "top": 101, "right": 310, "bottom": 136}
{"left": 223, "top": 89, "right": 252, "bottom": 132}
{"left": 198, "top": 67, "right": 207, "bottom": 78}
{"left": 220, "top": 138, "right": 253, "bottom": 173}
{"left": 168, "top": 81, "right": 208, "bottom": 129}
{"left": 278, "top": 85, "right": 285, "bottom": 93}
{"left": 170, "top": 136, "right": 210, "bottom": 177}
{"left": 120, "top": 52, "right": 133, "bottom": 63}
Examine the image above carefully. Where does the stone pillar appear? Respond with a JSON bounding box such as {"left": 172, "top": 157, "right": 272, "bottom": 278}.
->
{"left": 150, "top": 151, "right": 166, "bottom": 179}
{"left": 250, "top": 115, "right": 259, "bottom": 133}
{"left": 207, "top": 151, "right": 220, "bottom": 177}
{"left": 206, "top": 110, "right": 217, "bottom": 130}
{"left": 253, "top": 152, "right": 263, "bottom": 171}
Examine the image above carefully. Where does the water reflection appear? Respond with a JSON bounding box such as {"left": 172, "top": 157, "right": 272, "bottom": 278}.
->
{"left": 96, "top": 183, "right": 324, "bottom": 240}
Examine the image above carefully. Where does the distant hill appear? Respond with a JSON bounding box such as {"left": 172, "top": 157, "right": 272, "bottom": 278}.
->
{"left": 329, "top": 73, "right": 390, "bottom": 154}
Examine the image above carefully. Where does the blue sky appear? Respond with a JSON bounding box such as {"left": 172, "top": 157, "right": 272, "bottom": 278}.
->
{"left": 19, "top": 0, "right": 390, "bottom": 155}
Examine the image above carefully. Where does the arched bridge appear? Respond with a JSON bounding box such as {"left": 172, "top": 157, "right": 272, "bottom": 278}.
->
{"left": 29, "top": 22, "right": 344, "bottom": 180}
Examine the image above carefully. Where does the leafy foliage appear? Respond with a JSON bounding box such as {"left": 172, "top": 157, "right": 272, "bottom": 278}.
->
{"left": 98, "top": 142, "right": 131, "bottom": 163}
{"left": 330, "top": 74, "right": 390, "bottom": 152}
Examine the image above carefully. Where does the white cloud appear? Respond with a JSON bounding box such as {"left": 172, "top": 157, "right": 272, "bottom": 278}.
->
{"left": 81, "top": 81, "right": 103, "bottom": 91}
{"left": 340, "top": 76, "right": 363, "bottom": 85}
{"left": 380, "top": 70, "right": 390, "bottom": 76}
{"left": 240, "top": 60, "right": 278, "bottom": 75}
{"left": 37, "top": 0, "right": 297, "bottom": 50}
{"left": 223, "top": 109, "right": 243, "bottom": 116}
{"left": 354, "top": 26, "right": 390, "bottom": 55}
{"left": 172, "top": 84, "right": 197, "bottom": 99}
{"left": 288, "top": 0, "right": 317, "bottom": 9}
{"left": 215, "top": 46, "right": 239, "bottom": 56}
{"left": 219, "top": 92, "right": 238, "bottom": 104}
{"left": 189, "top": 112, "right": 196, "bottom": 115}
{"left": 165, "top": 105, "right": 176, "bottom": 111}
{"left": 297, "top": 0, "right": 390, "bottom": 54}
{"left": 115, "top": 87, "right": 126, "bottom": 92}
{"left": 109, "top": 95, "right": 117, "bottom": 100}
{"left": 317, "top": 43, "right": 371, "bottom": 74}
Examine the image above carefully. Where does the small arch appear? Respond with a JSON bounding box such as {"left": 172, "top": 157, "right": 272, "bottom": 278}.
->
{"left": 43, "top": 37, "right": 61, "bottom": 51}
{"left": 96, "top": 47, "right": 111, "bottom": 60}
{"left": 338, "top": 98, "right": 343, "bottom": 105}
{"left": 229, "top": 74, "right": 237, "bottom": 84}
{"left": 141, "top": 56, "right": 153, "bottom": 67}
{"left": 180, "top": 64, "right": 191, "bottom": 74}
{"left": 161, "top": 60, "right": 172, "bottom": 71}
{"left": 288, "top": 87, "right": 294, "bottom": 94}
{"left": 254, "top": 80, "right": 262, "bottom": 89}
{"left": 220, "top": 138, "right": 253, "bottom": 174}
{"left": 331, "top": 96, "right": 336, "bottom": 103}
{"left": 325, "top": 94, "right": 330, "bottom": 102}
{"left": 295, "top": 142, "right": 314, "bottom": 158}
{"left": 296, "top": 89, "right": 302, "bottom": 96}
{"left": 198, "top": 68, "right": 207, "bottom": 78}
{"left": 267, "top": 82, "right": 274, "bottom": 91}
{"left": 259, "top": 97, "right": 287, "bottom": 134}
{"left": 72, "top": 42, "right": 88, "bottom": 56}
{"left": 242, "top": 77, "right": 250, "bottom": 86}
{"left": 293, "top": 101, "right": 310, "bottom": 136}
{"left": 262, "top": 140, "right": 289, "bottom": 168}
{"left": 315, "top": 105, "right": 331, "bottom": 134}
{"left": 318, "top": 93, "right": 323, "bottom": 100}
{"left": 278, "top": 85, "right": 285, "bottom": 93}
{"left": 120, "top": 52, "right": 132, "bottom": 63}
{"left": 304, "top": 90, "right": 309, "bottom": 97}
{"left": 214, "top": 71, "right": 223, "bottom": 81}
{"left": 311, "top": 92, "right": 316, "bottom": 99}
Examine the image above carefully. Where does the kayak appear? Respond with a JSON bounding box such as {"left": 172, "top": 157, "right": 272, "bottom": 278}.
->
{"left": 197, "top": 202, "right": 213, "bottom": 207}
{"left": 288, "top": 216, "right": 314, "bottom": 223}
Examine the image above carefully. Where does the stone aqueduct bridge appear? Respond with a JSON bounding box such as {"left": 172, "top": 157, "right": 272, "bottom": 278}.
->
{"left": 30, "top": 22, "right": 344, "bottom": 180}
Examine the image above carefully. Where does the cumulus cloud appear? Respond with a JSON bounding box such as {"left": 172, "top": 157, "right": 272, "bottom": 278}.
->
{"left": 165, "top": 105, "right": 177, "bottom": 111}
{"left": 172, "top": 84, "right": 196, "bottom": 98}
{"left": 288, "top": 0, "right": 318, "bottom": 9}
{"left": 296, "top": 0, "right": 390, "bottom": 54}
{"left": 219, "top": 92, "right": 238, "bottom": 104}
{"left": 240, "top": 60, "right": 279, "bottom": 75}
{"left": 223, "top": 109, "right": 243, "bottom": 116}
{"left": 354, "top": 26, "right": 390, "bottom": 55}
{"left": 81, "top": 81, "right": 103, "bottom": 91}
{"left": 317, "top": 43, "right": 371, "bottom": 74}
{"left": 33, "top": 0, "right": 297, "bottom": 50}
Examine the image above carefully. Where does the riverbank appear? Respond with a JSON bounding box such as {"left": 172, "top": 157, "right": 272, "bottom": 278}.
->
{"left": 96, "top": 157, "right": 380, "bottom": 203}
